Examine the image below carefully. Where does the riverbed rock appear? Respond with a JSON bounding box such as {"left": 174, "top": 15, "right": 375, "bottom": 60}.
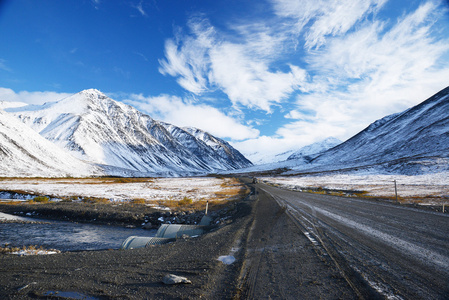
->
{"left": 142, "top": 222, "right": 157, "bottom": 229}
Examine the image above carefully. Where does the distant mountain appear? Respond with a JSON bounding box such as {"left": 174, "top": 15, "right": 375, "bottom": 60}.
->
{"left": 0, "top": 109, "right": 100, "bottom": 177}
{"left": 6, "top": 89, "right": 252, "bottom": 176}
{"left": 303, "top": 86, "right": 449, "bottom": 174}
{"left": 287, "top": 137, "right": 341, "bottom": 162}
{"left": 224, "top": 137, "right": 342, "bottom": 174}
{"left": 246, "top": 149, "right": 295, "bottom": 165}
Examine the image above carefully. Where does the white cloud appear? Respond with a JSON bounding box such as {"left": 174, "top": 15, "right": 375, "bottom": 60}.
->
{"left": 209, "top": 43, "right": 306, "bottom": 111}
{"left": 158, "top": 39, "right": 208, "bottom": 94}
{"left": 271, "top": 0, "right": 387, "bottom": 49}
{"left": 158, "top": 19, "right": 214, "bottom": 94}
{"left": 0, "top": 87, "right": 71, "bottom": 105}
{"left": 288, "top": 0, "right": 449, "bottom": 141}
{"left": 158, "top": 17, "right": 307, "bottom": 112}
{"left": 124, "top": 94, "right": 259, "bottom": 140}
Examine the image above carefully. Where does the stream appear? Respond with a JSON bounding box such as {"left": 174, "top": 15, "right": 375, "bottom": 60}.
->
{"left": 0, "top": 212, "right": 156, "bottom": 251}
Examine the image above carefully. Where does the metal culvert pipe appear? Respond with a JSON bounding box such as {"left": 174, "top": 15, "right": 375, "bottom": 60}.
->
{"left": 120, "top": 236, "right": 175, "bottom": 250}
{"left": 121, "top": 216, "right": 212, "bottom": 250}
{"left": 155, "top": 224, "right": 205, "bottom": 239}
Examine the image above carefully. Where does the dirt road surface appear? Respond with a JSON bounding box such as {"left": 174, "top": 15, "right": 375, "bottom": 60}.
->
{"left": 259, "top": 183, "right": 449, "bottom": 299}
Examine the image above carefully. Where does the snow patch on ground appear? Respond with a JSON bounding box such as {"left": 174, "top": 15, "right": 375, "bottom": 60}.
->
{"left": 218, "top": 246, "right": 240, "bottom": 265}
{"left": 0, "top": 212, "right": 34, "bottom": 222}
{"left": 9, "top": 249, "right": 60, "bottom": 255}
{"left": 0, "top": 177, "right": 238, "bottom": 202}
{"left": 218, "top": 255, "right": 236, "bottom": 265}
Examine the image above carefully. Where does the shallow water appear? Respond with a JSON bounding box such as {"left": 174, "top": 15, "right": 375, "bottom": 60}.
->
{"left": 0, "top": 213, "right": 156, "bottom": 251}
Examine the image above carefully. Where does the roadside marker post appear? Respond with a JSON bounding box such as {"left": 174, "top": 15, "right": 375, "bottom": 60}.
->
{"left": 393, "top": 180, "right": 398, "bottom": 202}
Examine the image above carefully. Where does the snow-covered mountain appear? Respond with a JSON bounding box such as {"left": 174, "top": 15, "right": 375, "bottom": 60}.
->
{"left": 287, "top": 137, "right": 341, "bottom": 162}
{"left": 229, "top": 86, "right": 449, "bottom": 176}
{"left": 306, "top": 86, "right": 449, "bottom": 173}
{"left": 275, "top": 86, "right": 449, "bottom": 175}
{"left": 0, "top": 109, "right": 101, "bottom": 177}
{"left": 6, "top": 89, "right": 252, "bottom": 176}
{"left": 179, "top": 126, "right": 252, "bottom": 169}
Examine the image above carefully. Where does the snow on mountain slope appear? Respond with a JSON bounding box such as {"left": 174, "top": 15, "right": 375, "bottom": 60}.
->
{"left": 7, "top": 89, "right": 252, "bottom": 176}
{"left": 0, "top": 101, "right": 27, "bottom": 110}
{"left": 305, "top": 86, "right": 449, "bottom": 174}
{"left": 0, "top": 109, "right": 100, "bottom": 177}
{"left": 287, "top": 137, "right": 342, "bottom": 162}
{"left": 181, "top": 126, "right": 252, "bottom": 169}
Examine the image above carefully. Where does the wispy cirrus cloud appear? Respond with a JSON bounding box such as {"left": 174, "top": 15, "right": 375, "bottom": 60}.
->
{"left": 158, "top": 17, "right": 307, "bottom": 112}
{"left": 272, "top": 0, "right": 387, "bottom": 49}
{"left": 132, "top": 1, "right": 147, "bottom": 17}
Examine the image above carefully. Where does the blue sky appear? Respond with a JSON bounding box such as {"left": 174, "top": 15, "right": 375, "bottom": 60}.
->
{"left": 1, "top": 0, "right": 449, "bottom": 161}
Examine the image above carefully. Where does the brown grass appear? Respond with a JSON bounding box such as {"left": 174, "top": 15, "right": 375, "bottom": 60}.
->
{"left": 81, "top": 197, "right": 109, "bottom": 204}
{"left": 132, "top": 198, "right": 146, "bottom": 204}
{"left": 177, "top": 197, "right": 193, "bottom": 206}
{"left": 0, "top": 244, "right": 61, "bottom": 255}
{"left": 33, "top": 196, "right": 50, "bottom": 203}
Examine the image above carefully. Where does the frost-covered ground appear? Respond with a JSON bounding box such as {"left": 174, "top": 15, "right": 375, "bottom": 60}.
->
{"left": 0, "top": 177, "right": 241, "bottom": 202}
{"left": 262, "top": 172, "right": 449, "bottom": 203}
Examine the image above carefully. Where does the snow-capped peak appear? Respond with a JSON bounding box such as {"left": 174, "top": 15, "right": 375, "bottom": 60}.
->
{"left": 5, "top": 89, "right": 252, "bottom": 176}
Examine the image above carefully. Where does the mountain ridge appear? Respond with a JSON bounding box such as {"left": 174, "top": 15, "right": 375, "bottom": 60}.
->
{"left": 6, "top": 89, "right": 252, "bottom": 176}
{"left": 310, "top": 86, "right": 449, "bottom": 168}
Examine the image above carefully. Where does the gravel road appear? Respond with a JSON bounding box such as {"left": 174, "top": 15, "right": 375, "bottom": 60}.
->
{"left": 259, "top": 183, "right": 449, "bottom": 299}
{"left": 0, "top": 183, "right": 358, "bottom": 299}
{"left": 7, "top": 180, "right": 442, "bottom": 299}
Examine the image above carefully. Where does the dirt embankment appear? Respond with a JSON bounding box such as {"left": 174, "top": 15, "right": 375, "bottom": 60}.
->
{"left": 0, "top": 201, "right": 236, "bottom": 229}
{"left": 0, "top": 184, "right": 357, "bottom": 299}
